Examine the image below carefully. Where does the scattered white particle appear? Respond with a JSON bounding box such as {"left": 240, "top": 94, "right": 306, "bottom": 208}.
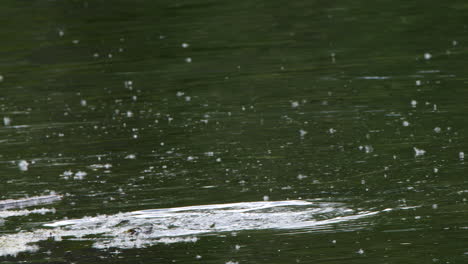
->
{"left": 93, "top": 53, "right": 99, "bottom": 58}
{"left": 331, "top": 52, "right": 336, "bottom": 63}
{"left": 297, "top": 174, "right": 308, "bottom": 180}
{"left": 0, "top": 75, "right": 3, "bottom": 82}
{"left": 411, "top": 100, "right": 417, "bottom": 107}
{"left": 18, "top": 160, "right": 29, "bottom": 171}
{"left": 176, "top": 91, "right": 185, "bottom": 97}
{"left": 416, "top": 80, "right": 421, "bottom": 86}
{"left": 424, "top": 53, "right": 432, "bottom": 60}
{"left": 58, "top": 30, "right": 64, "bottom": 37}
{"left": 205, "top": 152, "right": 214, "bottom": 157}
{"left": 432, "top": 204, "right": 438, "bottom": 209}
{"left": 73, "top": 171, "right": 87, "bottom": 180}
{"left": 433, "top": 127, "right": 441, "bottom": 133}
{"left": 364, "top": 145, "right": 373, "bottom": 153}
{"left": 195, "top": 255, "right": 202, "bottom": 259}
{"left": 263, "top": 195, "right": 269, "bottom": 201}
{"left": 126, "top": 111, "right": 133, "bottom": 118}
{"left": 402, "top": 121, "right": 410, "bottom": 127}
{"left": 328, "top": 128, "right": 337, "bottom": 134}
{"left": 453, "top": 40, "right": 458, "bottom": 46}
{"left": 460, "top": 152, "right": 465, "bottom": 160}
{"left": 361, "top": 179, "right": 366, "bottom": 185}
{"left": 72, "top": 40, "right": 79, "bottom": 44}
{"left": 413, "top": 147, "right": 426, "bottom": 157}
{"left": 187, "top": 156, "right": 195, "bottom": 161}
{"left": 291, "top": 101, "right": 299, "bottom": 108}
{"left": 356, "top": 249, "right": 364, "bottom": 254}
{"left": 124, "top": 80, "right": 133, "bottom": 90}
{"left": 225, "top": 261, "right": 239, "bottom": 264}
{"left": 235, "top": 245, "right": 241, "bottom": 250}
{"left": 181, "top": 43, "right": 189, "bottom": 48}
{"left": 332, "top": 240, "right": 337, "bottom": 244}
{"left": 185, "top": 96, "right": 191, "bottom": 102}
{"left": 433, "top": 104, "right": 437, "bottom": 111}
{"left": 299, "top": 129, "right": 307, "bottom": 137}
{"left": 108, "top": 54, "right": 113, "bottom": 58}
{"left": 125, "top": 154, "right": 136, "bottom": 159}
{"left": 3, "top": 117, "right": 11, "bottom": 126}
{"left": 80, "top": 99, "right": 87, "bottom": 107}
{"left": 185, "top": 57, "right": 192, "bottom": 63}
{"left": 132, "top": 96, "right": 137, "bottom": 101}
{"left": 216, "top": 158, "right": 222, "bottom": 162}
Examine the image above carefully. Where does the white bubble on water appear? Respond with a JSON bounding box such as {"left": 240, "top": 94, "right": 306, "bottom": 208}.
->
{"left": 185, "top": 96, "right": 191, "bottom": 102}
{"left": 80, "top": 100, "right": 87, "bottom": 107}
{"left": 181, "top": 43, "right": 189, "bottom": 48}
{"left": 291, "top": 101, "right": 299, "bottom": 108}
{"left": 413, "top": 147, "right": 426, "bottom": 157}
{"left": 299, "top": 129, "right": 307, "bottom": 137}
{"left": 263, "top": 195, "right": 269, "bottom": 201}
{"left": 216, "top": 158, "right": 222, "bottom": 162}
{"left": 433, "top": 127, "right": 441, "bottom": 133}
{"left": 328, "top": 128, "right": 337, "bottom": 134}
{"left": 364, "top": 145, "right": 373, "bottom": 153}
{"left": 18, "top": 160, "right": 29, "bottom": 171}
{"left": 185, "top": 57, "right": 192, "bottom": 63}
{"left": 411, "top": 100, "right": 417, "bottom": 107}
{"left": 416, "top": 80, "right": 421, "bottom": 86}
{"left": 3, "top": 117, "right": 11, "bottom": 126}
{"left": 402, "top": 121, "right": 410, "bottom": 127}
{"left": 452, "top": 40, "right": 458, "bottom": 46}
{"left": 126, "top": 111, "right": 133, "bottom": 118}
{"left": 297, "top": 174, "right": 308, "bottom": 180}
{"left": 125, "top": 154, "right": 136, "bottom": 160}
{"left": 459, "top": 152, "right": 465, "bottom": 160}
{"left": 176, "top": 91, "right": 185, "bottom": 97}
{"left": 356, "top": 249, "right": 364, "bottom": 254}
{"left": 424, "top": 53, "right": 432, "bottom": 60}
{"left": 73, "top": 171, "right": 87, "bottom": 180}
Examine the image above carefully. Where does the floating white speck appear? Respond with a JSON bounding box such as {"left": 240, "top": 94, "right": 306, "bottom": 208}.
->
{"left": 185, "top": 96, "right": 191, "bottom": 102}
{"left": 3, "top": 117, "right": 11, "bottom": 126}
{"left": 125, "top": 154, "right": 136, "bottom": 160}
{"left": 18, "top": 160, "right": 29, "bottom": 171}
{"left": 411, "top": 100, "right": 417, "bottom": 107}
{"left": 187, "top": 156, "right": 195, "bottom": 161}
{"left": 72, "top": 40, "right": 79, "bottom": 44}
{"left": 235, "top": 245, "right": 241, "bottom": 250}
{"left": 58, "top": 30, "right": 64, "bottom": 37}
{"left": 297, "top": 174, "right": 307, "bottom": 180}
{"left": 424, "top": 53, "right": 432, "bottom": 60}
{"left": 93, "top": 53, "right": 99, "bottom": 58}
{"left": 299, "top": 129, "right": 307, "bottom": 137}
{"left": 181, "top": 43, "right": 189, "bottom": 48}
{"left": 80, "top": 100, "right": 87, "bottom": 107}
{"left": 433, "top": 168, "right": 438, "bottom": 173}
{"left": 263, "top": 196, "right": 269, "bottom": 201}
{"left": 176, "top": 91, "right": 184, "bottom": 97}
{"left": 291, "top": 101, "right": 299, "bottom": 108}
{"left": 195, "top": 255, "right": 202, "bottom": 259}
{"left": 453, "top": 40, "right": 458, "bottom": 46}
{"left": 328, "top": 128, "right": 337, "bottom": 134}
{"left": 416, "top": 80, "right": 421, "bottom": 86}
{"left": 459, "top": 152, "right": 465, "bottom": 160}
{"left": 402, "top": 121, "right": 410, "bottom": 127}
{"left": 205, "top": 152, "right": 214, "bottom": 157}
{"left": 216, "top": 158, "right": 221, "bottom": 162}
{"left": 124, "top": 80, "right": 133, "bottom": 90}
{"left": 432, "top": 204, "right": 438, "bottom": 209}
{"left": 126, "top": 111, "right": 133, "bottom": 118}
{"left": 73, "top": 171, "right": 87, "bottom": 180}
{"left": 413, "top": 147, "right": 426, "bottom": 157}
{"left": 356, "top": 249, "right": 364, "bottom": 254}
{"left": 185, "top": 57, "right": 192, "bottom": 63}
{"left": 364, "top": 145, "right": 373, "bottom": 153}
{"left": 434, "top": 127, "right": 441, "bottom": 133}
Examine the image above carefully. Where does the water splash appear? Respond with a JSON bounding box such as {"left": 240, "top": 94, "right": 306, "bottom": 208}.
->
{"left": 0, "top": 200, "right": 386, "bottom": 256}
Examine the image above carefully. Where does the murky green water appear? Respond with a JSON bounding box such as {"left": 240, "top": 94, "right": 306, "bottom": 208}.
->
{"left": 0, "top": 0, "right": 467, "bottom": 263}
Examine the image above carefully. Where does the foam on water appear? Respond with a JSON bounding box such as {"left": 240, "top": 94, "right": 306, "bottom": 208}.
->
{"left": 0, "top": 200, "right": 392, "bottom": 256}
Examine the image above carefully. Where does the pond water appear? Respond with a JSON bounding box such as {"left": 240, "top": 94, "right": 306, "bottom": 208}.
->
{"left": 1, "top": 0, "right": 467, "bottom": 263}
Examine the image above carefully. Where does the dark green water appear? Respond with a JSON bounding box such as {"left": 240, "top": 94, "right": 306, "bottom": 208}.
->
{"left": 1, "top": 0, "right": 467, "bottom": 263}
